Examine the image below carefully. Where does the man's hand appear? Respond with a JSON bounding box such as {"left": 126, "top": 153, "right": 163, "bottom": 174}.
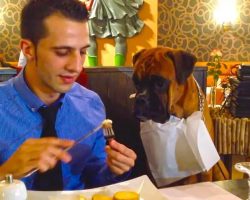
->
{"left": 105, "top": 139, "right": 137, "bottom": 175}
{"left": 0, "top": 137, "right": 74, "bottom": 179}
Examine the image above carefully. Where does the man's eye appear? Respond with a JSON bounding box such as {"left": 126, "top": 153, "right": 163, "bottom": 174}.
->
{"left": 55, "top": 50, "right": 69, "bottom": 56}
{"left": 80, "top": 50, "right": 87, "bottom": 56}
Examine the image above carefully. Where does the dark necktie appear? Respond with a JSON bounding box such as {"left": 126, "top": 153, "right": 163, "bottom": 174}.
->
{"left": 33, "top": 103, "right": 63, "bottom": 191}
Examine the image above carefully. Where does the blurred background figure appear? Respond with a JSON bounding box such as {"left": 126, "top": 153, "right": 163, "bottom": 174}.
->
{"left": 0, "top": 53, "right": 14, "bottom": 68}
{"left": 17, "top": 50, "right": 27, "bottom": 68}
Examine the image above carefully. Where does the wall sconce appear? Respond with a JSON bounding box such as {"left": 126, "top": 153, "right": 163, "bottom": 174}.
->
{"left": 214, "top": 0, "right": 238, "bottom": 31}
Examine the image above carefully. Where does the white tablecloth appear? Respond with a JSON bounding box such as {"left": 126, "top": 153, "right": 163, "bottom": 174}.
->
{"left": 160, "top": 182, "right": 241, "bottom": 200}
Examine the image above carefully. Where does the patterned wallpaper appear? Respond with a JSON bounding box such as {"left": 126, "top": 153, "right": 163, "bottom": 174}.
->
{"left": 158, "top": 0, "right": 250, "bottom": 62}
{"left": 1, "top": 0, "right": 250, "bottom": 62}
{"left": 0, "top": 0, "right": 26, "bottom": 61}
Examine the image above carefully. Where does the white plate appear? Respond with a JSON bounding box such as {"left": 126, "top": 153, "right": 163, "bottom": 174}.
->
{"left": 27, "top": 175, "right": 167, "bottom": 200}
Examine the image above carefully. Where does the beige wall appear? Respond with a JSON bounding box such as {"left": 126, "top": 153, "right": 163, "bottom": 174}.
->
{"left": 158, "top": 0, "right": 250, "bottom": 62}
{"left": 0, "top": 0, "right": 26, "bottom": 61}
{"left": 2, "top": 0, "right": 250, "bottom": 63}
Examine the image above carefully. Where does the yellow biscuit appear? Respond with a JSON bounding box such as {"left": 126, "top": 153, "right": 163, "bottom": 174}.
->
{"left": 113, "top": 191, "right": 139, "bottom": 200}
{"left": 92, "top": 193, "right": 113, "bottom": 200}
{"left": 79, "top": 194, "right": 87, "bottom": 200}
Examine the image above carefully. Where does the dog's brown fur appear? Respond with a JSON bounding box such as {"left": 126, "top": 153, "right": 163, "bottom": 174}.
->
{"left": 133, "top": 47, "right": 229, "bottom": 185}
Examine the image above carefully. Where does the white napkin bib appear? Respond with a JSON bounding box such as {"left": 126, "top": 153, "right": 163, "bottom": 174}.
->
{"left": 140, "top": 111, "right": 220, "bottom": 187}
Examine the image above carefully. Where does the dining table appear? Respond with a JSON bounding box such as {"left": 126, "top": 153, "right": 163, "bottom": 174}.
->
{"left": 214, "top": 178, "right": 248, "bottom": 199}
{"left": 160, "top": 178, "right": 247, "bottom": 200}
{"left": 27, "top": 175, "right": 248, "bottom": 200}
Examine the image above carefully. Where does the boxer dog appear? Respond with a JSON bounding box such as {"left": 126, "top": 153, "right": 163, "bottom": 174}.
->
{"left": 132, "top": 47, "right": 229, "bottom": 184}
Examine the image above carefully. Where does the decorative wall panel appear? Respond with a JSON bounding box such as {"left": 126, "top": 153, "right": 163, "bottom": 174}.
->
{"left": 0, "top": 0, "right": 26, "bottom": 61}
{"left": 158, "top": 0, "right": 250, "bottom": 61}
{"left": 1, "top": 0, "right": 250, "bottom": 62}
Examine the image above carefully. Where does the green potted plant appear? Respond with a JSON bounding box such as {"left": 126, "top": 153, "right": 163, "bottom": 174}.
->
{"left": 207, "top": 49, "right": 227, "bottom": 107}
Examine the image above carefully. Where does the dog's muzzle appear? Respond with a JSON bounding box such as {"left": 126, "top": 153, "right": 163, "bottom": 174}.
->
{"left": 133, "top": 75, "right": 171, "bottom": 124}
{"left": 134, "top": 90, "right": 170, "bottom": 123}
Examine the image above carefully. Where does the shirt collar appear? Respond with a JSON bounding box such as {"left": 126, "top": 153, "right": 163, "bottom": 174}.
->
{"left": 13, "top": 68, "right": 65, "bottom": 112}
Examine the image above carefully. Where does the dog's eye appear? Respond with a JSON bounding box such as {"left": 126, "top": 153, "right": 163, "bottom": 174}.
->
{"left": 154, "top": 80, "right": 166, "bottom": 91}
{"left": 132, "top": 74, "right": 139, "bottom": 85}
{"left": 133, "top": 75, "right": 148, "bottom": 91}
{"left": 150, "top": 75, "right": 169, "bottom": 91}
{"left": 135, "top": 83, "right": 145, "bottom": 91}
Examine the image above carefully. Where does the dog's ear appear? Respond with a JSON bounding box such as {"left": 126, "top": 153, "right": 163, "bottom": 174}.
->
{"left": 166, "top": 50, "right": 197, "bottom": 84}
{"left": 133, "top": 49, "right": 146, "bottom": 65}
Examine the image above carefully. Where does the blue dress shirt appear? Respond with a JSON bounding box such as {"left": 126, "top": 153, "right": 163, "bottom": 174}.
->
{"left": 0, "top": 69, "right": 124, "bottom": 190}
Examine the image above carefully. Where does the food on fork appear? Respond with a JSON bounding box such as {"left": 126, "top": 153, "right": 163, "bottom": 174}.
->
{"left": 92, "top": 193, "right": 112, "bottom": 200}
{"left": 113, "top": 191, "right": 139, "bottom": 200}
{"left": 102, "top": 119, "right": 113, "bottom": 129}
{"left": 102, "top": 119, "right": 115, "bottom": 141}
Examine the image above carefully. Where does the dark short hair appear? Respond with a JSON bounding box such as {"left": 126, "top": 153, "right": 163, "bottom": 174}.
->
{"left": 21, "top": 0, "right": 88, "bottom": 46}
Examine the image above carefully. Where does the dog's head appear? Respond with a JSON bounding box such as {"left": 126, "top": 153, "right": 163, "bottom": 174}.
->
{"left": 132, "top": 47, "right": 197, "bottom": 123}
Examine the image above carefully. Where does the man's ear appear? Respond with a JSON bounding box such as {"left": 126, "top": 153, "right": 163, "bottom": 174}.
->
{"left": 166, "top": 50, "right": 197, "bottom": 84}
{"left": 132, "top": 49, "right": 146, "bottom": 66}
{"left": 20, "top": 39, "right": 36, "bottom": 61}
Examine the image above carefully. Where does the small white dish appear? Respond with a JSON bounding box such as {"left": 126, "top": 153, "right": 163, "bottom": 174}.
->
{"left": 0, "top": 174, "right": 27, "bottom": 200}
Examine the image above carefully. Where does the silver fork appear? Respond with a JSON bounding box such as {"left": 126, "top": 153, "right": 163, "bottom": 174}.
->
{"left": 23, "top": 119, "right": 114, "bottom": 178}
{"left": 103, "top": 126, "right": 115, "bottom": 143}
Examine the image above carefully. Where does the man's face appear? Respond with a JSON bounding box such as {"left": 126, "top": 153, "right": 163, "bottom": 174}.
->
{"left": 27, "top": 13, "right": 89, "bottom": 95}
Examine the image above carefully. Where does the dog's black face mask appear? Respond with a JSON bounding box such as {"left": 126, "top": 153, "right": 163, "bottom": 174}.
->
{"left": 133, "top": 74, "right": 170, "bottom": 124}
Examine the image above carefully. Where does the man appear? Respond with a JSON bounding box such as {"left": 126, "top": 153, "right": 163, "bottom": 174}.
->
{"left": 0, "top": 0, "right": 136, "bottom": 190}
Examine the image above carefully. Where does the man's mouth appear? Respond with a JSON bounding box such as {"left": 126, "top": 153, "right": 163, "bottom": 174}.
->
{"left": 59, "top": 75, "right": 77, "bottom": 84}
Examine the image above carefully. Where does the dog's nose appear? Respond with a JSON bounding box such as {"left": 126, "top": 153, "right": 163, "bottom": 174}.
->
{"left": 135, "top": 96, "right": 148, "bottom": 106}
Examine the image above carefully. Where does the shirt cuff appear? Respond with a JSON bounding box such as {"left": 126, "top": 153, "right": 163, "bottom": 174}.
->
{"left": 102, "top": 165, "right": 132, "bottom": 183}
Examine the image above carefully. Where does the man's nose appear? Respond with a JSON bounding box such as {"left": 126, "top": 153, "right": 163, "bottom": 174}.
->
{"left": 67, "top": 52, "right": 85, "bottom": 72}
